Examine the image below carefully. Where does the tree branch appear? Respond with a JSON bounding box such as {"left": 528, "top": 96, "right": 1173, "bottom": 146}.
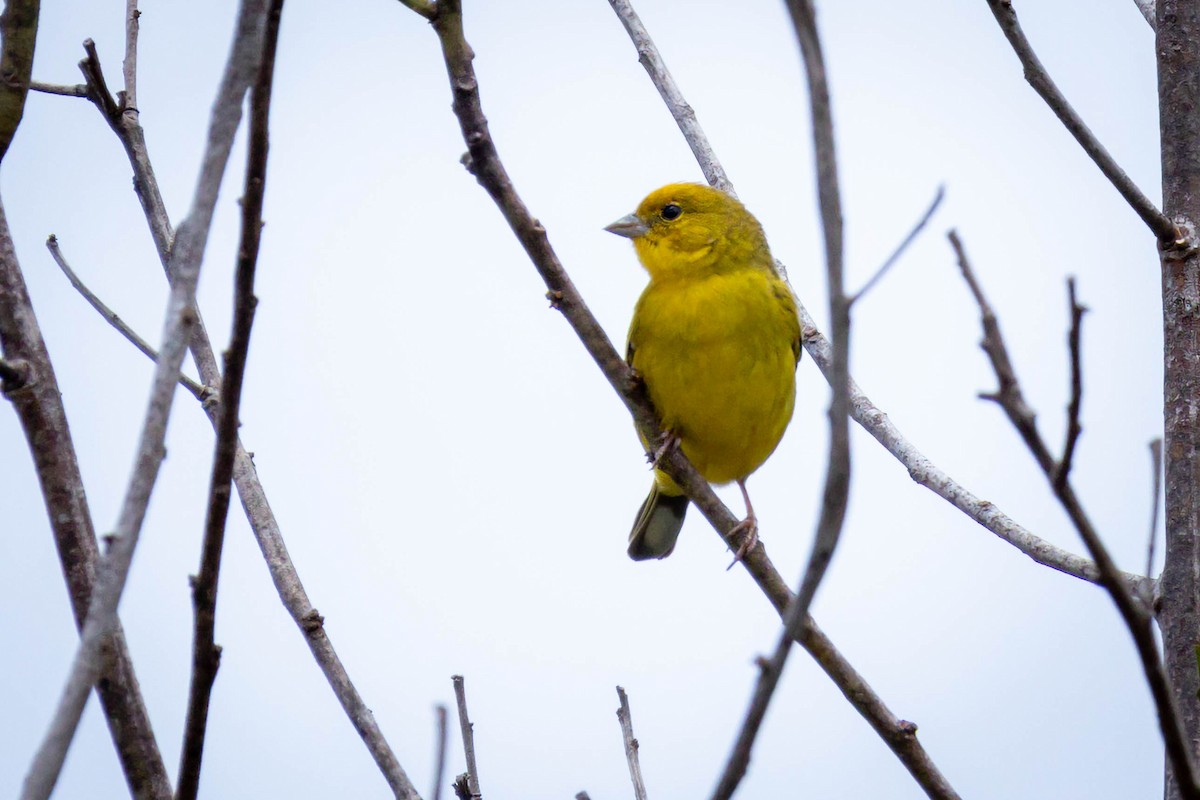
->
{"left": 452, "top": 675, "right": 482, "bottom": 800}
{"left": 616, "top": 687, "right": 648, "bottom": 800}
{"left": 20, "top": 2, "right": 271, "bottom": 796}
{"left": 1052, "top": 278, "right": 1085, "bottom": 490}
{"left": 177, "top": 2, "right": 281, "bottom": 796}
{"left": 983, "top": 0, "right": 1181, "bottom": 246}
{"left": 605, "top": 0, "right": 733, "bottom": 196}
{"left": 849, "top": 185, "right": 944, "bottom": 306}
{"left": 1, "top": 2, "right": 172, "bottom": 796}
{"left": 713, "top": 1, "right": 853, "bottom": 794}
{"left": 407, "top": 2, "right": 959, "bottom": 795}
{"left": 45, "top": 234, "right": 209, "bottom": 401}
{"left": 1, "top": 211, "right": 173, "bottom": 800}
{"left": 78, "top": 26, "right": 421, "bottom": 800}
{"left": 29, "top": 79, "right": 88, "bottom": 97}
{"left": 949, "top": 229, "right": 1200, "bottom": 800}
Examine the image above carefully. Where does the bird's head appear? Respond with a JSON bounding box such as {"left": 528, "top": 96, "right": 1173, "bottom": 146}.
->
{"left": 605, "top": 183, "right": 772, "bottom": 283}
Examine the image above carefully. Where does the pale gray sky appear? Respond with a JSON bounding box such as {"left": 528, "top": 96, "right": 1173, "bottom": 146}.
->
{"left": 1, "top": 1, "right": 1164, "bottom": 798}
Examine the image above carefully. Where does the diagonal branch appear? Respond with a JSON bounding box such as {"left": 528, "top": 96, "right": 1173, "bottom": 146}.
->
{"left": 45, "top": 234, "right": 209, "bottom": 401}
{"left": 176, "top": 1, "right": 282, "bottom": 796}
{"left": 606, "top": 0, "right": 733, "bottom": 196}
{"left": 1, "top": 2, "right": 172, "bottom": 796}
{"left": 850, "top": 185, "right": 945, "bottom": 305}
{"left": 76, "top": 28, "right": 420, "bottom": 800}
{"left": 20, "top": 2, "right": 271, "bottom": 797}
{"left": 949, "top": 230, "right": 1200, "bottom": 800}
{"left": 713, "top": 1, "right": 854, "bottom": 795}
{"left": 983, "top": 0, "right": 1181, "bottom": 246}
{"left": 602, "top": 0, "right": 1142, "bottom": 595}
{"left": 406, "top": 2, "right": 958, "bottom": 796}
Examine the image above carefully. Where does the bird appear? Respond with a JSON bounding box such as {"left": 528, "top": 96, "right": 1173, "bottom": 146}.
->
{"left": 605, "top": 183, "right": 801, "bottom": 561}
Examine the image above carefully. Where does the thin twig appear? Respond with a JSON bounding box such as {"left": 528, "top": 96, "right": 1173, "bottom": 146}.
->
{"left": 1052, "top": 278, "right": 1086, "bottom": 490}
{"left": 616, "top": 687, "right": 648, "bottom": 800}
{"left": 80, "top": 33, "right": 420, "bottom": 800}
{"left": 44, "top": 234, "right": 208, "bottom": 401}
{"left": 601, "top": 0, "right": 1141, "bottom": 594}
{"left": 177, "top": 2, "right": 280, "bottom": 796}
{"left": 984, "top": 0, "right": 1179, "bottom": 245}
{"left": 20, "top": 2, "right": 271, "bottom": 797}
{"left": 605, "top": 0, "right": 733, "bottom": 196}
{"left": 1147, "top": 438, "right": 1163, "bottom": 589}
{"left": 30, "top": 80, "right": 88, "bottom": 97}
{"left": 408, "top": 3, "right": 960, "bottom": 795}
{"left": 432, "top": 706, "right": 449, "bottom": 800}
{"left": 949, "top": 230, "right": 1200, "bottom": 800}
{"left": 122, "top": 0, "right": 139, "bottom": 113}
{"left": 849, "top": 185, "right": 945, "bottom": 305}
{"left": 452, "top": 676, "right": 482, "bottom": 799}
{"left": 713, "top": 2, "right": 853, "bottom": 795}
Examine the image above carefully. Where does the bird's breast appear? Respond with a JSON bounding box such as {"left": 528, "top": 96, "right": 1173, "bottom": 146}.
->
{"left": 630, "top": 271, "right": 798, "bottom": 484}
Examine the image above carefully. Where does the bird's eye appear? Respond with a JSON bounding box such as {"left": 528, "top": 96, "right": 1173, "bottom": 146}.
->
{"left": 660, "top": 203, "right": 683, "bottom": 221}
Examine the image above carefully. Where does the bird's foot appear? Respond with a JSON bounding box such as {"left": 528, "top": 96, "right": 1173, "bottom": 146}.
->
{"left": 725, "top": 514, "right": 759, "bottom": 570}
{"left": 647, "top": 431, "right": 681, "bottom": 469}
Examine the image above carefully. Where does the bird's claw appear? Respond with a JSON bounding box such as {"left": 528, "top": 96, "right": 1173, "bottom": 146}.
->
{"left": 647, "top": 431, "right": 681, "bottom": 469}
{"left": 725, "top": 515, "right": 759, "bottom": 570}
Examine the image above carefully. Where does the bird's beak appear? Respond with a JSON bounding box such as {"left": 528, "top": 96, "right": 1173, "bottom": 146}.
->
{"left": 605, "top": 213, "right": 649, "bottom": 239}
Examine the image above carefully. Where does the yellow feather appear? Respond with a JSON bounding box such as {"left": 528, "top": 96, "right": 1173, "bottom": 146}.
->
{"left": 608, "top": 183, "right": 800, "bottom": 560}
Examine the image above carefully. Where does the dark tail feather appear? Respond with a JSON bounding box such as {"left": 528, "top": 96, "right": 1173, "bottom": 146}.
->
{"left": 628, "top": 485, "right": 689, "bottom": 560}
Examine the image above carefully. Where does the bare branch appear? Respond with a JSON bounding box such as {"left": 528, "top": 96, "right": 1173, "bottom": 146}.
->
{"left": 44, "top": 234, "right": 209, "bottom": 401}
{"left": 177, "top": 2, "right": 281, "bottom": 795}
{"left": 122, "top": 0, "right": 139, "bottom": 112}
{"left": 1147, "top": 437, "right": 1163, "bottom": 588}
{"left": 1, "top": 211, "right": 172, "bottom": 800}
{"left": 950, "top": 230, "right": 1200, "bottom": 800}
{"left": 714, "top": 1, "right": 853, "bottom": 795}
{"left": 79, "top": 38, "right": 121, "bottom": 122}
{"left": 30, "top": 79, "right": 88, "bottom": 97}
{"left": 1, "top": 2, "right": 169, "bottom": 796}
{"left": 1052, "top": 278, "right": 1086, "bottom": 490}
{"left": 605, "top": 0, "right": 733, "bottom": 196}
{"left": 80, "top": 24, "right": 420, "bottom": 800}
{"left": 20, "top": 2, "right": 271, "bottom": 796}
{"left": 432, "top": 706, "right": 449, "bottom": 800}
{"left": 984, "top": 0, "right": 1180, "bottom": 245}
{"left": 616, "top": 687, "right": 648, "bottom": 800}
{"left": 850, "top": 185, "right": 945, "bottom": 306}
{"left": 452, "top": 676, "right": 482, "bottom": 799}
{"left": 410, "top": 2, "right": 959, "bottom": 795}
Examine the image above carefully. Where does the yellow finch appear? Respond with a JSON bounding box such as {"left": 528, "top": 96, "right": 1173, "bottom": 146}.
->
{"left": 606, "top": 183, "right": 800, "bottom": 560}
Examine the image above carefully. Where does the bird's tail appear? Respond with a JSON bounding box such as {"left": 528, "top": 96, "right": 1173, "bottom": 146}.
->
{"left": 628, "top": 481, "right": 689, "bottom": 560}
